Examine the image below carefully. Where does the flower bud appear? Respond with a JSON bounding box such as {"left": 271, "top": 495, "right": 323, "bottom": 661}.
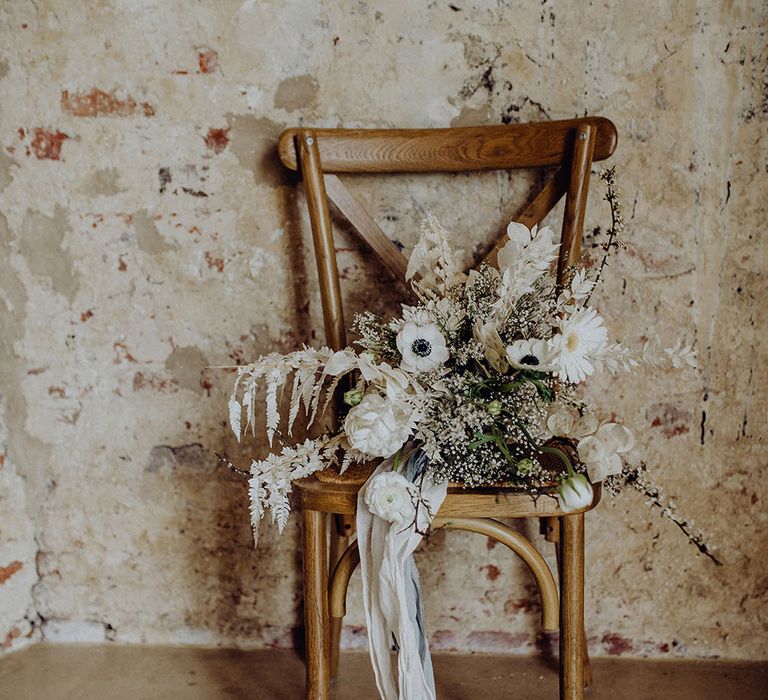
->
{"left": 343, "top": 388, "right": 364, "bottom": 407}
{"left": 516, "top": 458, "right": 534, "bottom": 475}
{"left": 486, "top": 400, "right": 502, "bottom": 416}
{"left": 558, "top": 473, "right": 594, "bottom": 513}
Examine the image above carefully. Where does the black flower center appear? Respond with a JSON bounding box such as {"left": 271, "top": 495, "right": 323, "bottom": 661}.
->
{"left": 520, "top": 354, "right": 539, "bottom": 366}
{"left": 411, "top": 338, "right": 432, "bottom": 357}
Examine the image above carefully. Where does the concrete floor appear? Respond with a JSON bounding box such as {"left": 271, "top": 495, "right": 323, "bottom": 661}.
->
{"left": 0, "top": 645, "right": 766, "bottom": 700}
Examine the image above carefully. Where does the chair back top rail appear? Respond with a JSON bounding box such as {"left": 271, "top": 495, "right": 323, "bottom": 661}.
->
{"left": 278, "top": 118, "right": 617, "bottom": 173}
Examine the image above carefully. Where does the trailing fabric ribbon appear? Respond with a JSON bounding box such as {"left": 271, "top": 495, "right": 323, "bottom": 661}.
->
{"left": 357, "top": 450, "right": 448, "bottom": 700}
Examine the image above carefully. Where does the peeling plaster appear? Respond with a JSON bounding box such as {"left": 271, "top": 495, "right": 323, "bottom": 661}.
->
{"left": 19, "top": 207, "right": 79, "bottom": 303}
{"left": 274, "top": 75, "right": 320, "bottom": 112}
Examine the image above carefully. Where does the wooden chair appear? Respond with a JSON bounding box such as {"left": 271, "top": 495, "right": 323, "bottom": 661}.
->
{"left": 277, "top": 118, "right": 618, "bottom": 700}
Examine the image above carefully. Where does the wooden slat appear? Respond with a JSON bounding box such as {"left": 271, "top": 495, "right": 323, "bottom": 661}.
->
{"left": 278, "top": 118, "right": 617, "bottom": 174}
{"left": 323, "top": 174, "right": 409, "bottom": 285}
{"left": 297, "top": 130, "right": 346, "bottom": 350}
{"left": 557, "top": 124, "right": 596, "bottom": 286}
{"left": 481, "top": 167, "right": 569, "bottom": 268}
{"left": 294, "top": 476, "right": 601, "bottom": 518}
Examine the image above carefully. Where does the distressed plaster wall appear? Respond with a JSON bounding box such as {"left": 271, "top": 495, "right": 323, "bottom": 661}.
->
{"left": 0, "top": 0, "right": 766, "bottom": 661}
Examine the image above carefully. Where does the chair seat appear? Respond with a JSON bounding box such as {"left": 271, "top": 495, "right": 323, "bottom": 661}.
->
{"left": 294, "top": 474, "right": 601, "bottom": 519}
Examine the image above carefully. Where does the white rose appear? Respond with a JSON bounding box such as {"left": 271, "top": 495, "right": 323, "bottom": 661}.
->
{"left": 558, "top": 474, "right": 594, "bottom": 513}
{"left": 364, "top": 471, "right": 417, "bottom": 524}
{"left": 344, "top": 394, "right": 413, "bottom": 458}
{"left": 396, "top": 320, "right": 449, "bottom": 373}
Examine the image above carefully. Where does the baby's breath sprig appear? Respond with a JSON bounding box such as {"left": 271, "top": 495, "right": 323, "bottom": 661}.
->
{"left": 352, "top": 311, "right": 398, "bottom": 359}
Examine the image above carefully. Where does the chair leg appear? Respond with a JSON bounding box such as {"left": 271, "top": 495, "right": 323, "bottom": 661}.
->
{"left": 303, "top": 509, "right": 330, "bottom": 700}
{"left": 328, "top": 514, "right": 349, "bottom": 679}
{"left": 559, "top": 513, "right": 585, "bottom": 700}
{"left": 545, "top": 516, "right": 591, "bottom": 688}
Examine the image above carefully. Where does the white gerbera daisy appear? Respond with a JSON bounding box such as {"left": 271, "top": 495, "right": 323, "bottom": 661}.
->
{"left": 548, "top": 307, "right": 608, "bottom": 383}
{"left": 396, "top": 319, "right": 449, "bottom": 373}
{"left": 506, "top": 338, "right": 552, "bottom": 371}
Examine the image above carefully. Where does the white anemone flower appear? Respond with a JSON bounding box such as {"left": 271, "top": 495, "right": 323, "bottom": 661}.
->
{"left": 506, "top": 338, "right": 552, "bottom": 372}
{"left": 548, "top": 307, "right": 608, "bottom": 383}
{"left": 396, "top": 319, "right": 449, "bottom": 373}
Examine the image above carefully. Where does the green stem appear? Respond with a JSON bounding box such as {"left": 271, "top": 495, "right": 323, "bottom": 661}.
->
{"left": 515, "top": 420, "right": 575, "bottom": 476}
{"left": 393, "top": 446, "right": 403, "bottom": 473}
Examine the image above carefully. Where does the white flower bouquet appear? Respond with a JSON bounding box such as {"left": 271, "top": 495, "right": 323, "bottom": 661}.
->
{"left": 226, "top": 171, "right": 699, "bottom": 542}
{"left": 220, "top": 171, "right": 721, "bottom": 699}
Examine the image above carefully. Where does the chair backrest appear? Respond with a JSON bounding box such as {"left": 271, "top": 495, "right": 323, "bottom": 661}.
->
{"left": 277, "top": 118, "right": 618, "bottom": 352}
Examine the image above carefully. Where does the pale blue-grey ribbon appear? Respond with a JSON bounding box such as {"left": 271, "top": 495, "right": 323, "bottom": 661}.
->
{"left": 357, "top": 449, "right": 447, "bottom": 700}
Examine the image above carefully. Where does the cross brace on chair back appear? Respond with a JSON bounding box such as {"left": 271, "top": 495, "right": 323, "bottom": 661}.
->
{"left": 278, "top": 118, "right": 618, "bottom": 700}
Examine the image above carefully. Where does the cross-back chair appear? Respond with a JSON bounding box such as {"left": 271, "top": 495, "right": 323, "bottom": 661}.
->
{"left": 277, "top": 117, "right": 618, "bottom": 700}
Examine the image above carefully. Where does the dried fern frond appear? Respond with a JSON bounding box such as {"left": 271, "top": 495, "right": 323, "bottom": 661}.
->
{"left": 228, "top": 347, "right": 339, "bottom": 443}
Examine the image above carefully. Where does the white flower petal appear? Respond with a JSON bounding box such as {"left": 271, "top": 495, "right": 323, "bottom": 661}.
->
{"left": 571, "top": 413, "right": 599, "bottom": 439}
{"left": 577, "top": 435, "right": 608, "bottom": 464}
{"left": 596, "top": 423, "right": 635, "bottom": 454}
{"left": 547, "top": 408, "right": 575, "bottom": 437}
{"left": 586, "top": 453, "right": 622, "bottom": 482}
{"left": 506, "top": 338, "right": 552, "bottom": 371}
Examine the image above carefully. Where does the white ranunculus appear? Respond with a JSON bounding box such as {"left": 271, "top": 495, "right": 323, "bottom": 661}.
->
{"left": 396, "top": 319, "right": 450, "bottom": 373}
{"left": 473, "top": 321, "right": 509, "bottom": 373}
{"left": 506, "top": 338, "right": 552, "bottom": 371}
{"left": 364, "top": 471, "right": 417, "bottom": 524}
{"left": 577, "top": 423, "right": 634, "bottom": 481}
{"left": 558, "top": 474, "right": 594, "bottom": 513}
{"left": 344, "top": 394, "right": 413, "bottom": 458}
